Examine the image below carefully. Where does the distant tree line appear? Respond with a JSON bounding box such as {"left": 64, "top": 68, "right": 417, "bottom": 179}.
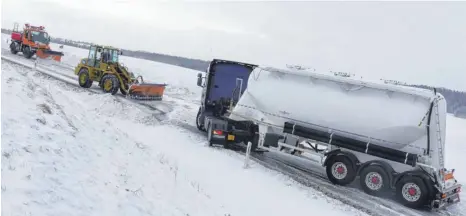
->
{"left": 407, "top": 85, "right": 466, "bottom": 118}
{"left": 2, "top": 28, "right": 210, "bottom": 71}
{"left": 2, "top": 28, "right": 465, "bottom": 118}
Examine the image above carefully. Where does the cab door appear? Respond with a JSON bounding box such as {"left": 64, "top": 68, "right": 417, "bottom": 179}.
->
{"left": 87, "top": 46, "right": 97, "bottom": 67}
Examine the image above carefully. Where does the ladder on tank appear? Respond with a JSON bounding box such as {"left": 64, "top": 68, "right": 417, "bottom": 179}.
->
{"left": 434, "top": 97, "right": 444, "bottom": 168}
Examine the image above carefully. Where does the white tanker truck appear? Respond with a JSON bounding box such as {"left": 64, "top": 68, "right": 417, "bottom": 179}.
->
{"left": 195, "top": 59, "right": 461, "bottom": 209}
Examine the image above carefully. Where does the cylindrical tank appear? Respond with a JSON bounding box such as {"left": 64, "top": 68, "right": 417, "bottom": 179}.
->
{"left": 230, "top": 67, "right": 436, "bottom": 151}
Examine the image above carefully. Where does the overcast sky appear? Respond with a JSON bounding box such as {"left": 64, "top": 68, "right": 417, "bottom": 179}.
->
{"left": 2, "top": 0, "right": 466, "bottom": 90}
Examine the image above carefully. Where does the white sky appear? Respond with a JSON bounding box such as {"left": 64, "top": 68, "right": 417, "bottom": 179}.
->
{"left": 2, "top": 0, "right": 466, "bottom": 90}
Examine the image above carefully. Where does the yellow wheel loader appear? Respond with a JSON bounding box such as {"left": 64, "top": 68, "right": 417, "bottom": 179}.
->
{"left": 74, "top": 44, "right": 167, "bottom": 100}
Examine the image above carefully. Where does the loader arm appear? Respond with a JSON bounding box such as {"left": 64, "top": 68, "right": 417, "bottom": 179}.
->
{"left": 114, "top": 63, "right": 132, "bottom": 92}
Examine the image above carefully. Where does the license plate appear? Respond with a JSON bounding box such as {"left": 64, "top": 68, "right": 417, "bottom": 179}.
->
{"left": 227, "top": 135, "right": 235, "bottom": 141}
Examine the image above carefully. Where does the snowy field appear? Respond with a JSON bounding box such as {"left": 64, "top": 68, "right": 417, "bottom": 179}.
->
{"left": 1, "top": 33, "right": 465, "bottom": 216}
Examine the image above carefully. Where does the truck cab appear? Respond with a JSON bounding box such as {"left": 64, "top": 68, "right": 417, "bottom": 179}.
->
{"left": 195, "top": 59, "right": 257, "bottom": 131}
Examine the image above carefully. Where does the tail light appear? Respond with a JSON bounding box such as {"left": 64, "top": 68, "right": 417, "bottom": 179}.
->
{"left": 213, "top": 130, "right": 223, "bottom": 135}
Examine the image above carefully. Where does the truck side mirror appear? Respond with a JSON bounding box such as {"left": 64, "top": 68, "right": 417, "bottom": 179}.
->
{"left": 197, "top": 73, "right": 203, "bottom": 87}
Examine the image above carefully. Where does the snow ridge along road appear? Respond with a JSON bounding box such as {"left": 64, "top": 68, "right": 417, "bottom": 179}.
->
{"left": 1, "top": 39, "right": 464, "bottom": 216}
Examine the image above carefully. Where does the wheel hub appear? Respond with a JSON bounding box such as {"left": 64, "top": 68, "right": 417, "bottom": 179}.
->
{"left": 337, "top": 167, "right": 344, "bottom": 174}
{"left": 365, "top": 172, "right": 383, "bottom": 191}
{"left": 408, "top": 187, "right": 417, "bottom": 196}
{"left": 402, "top": 183, "right": 421, "bottom": 202}
{"left": 80, "top": 74, "right": 87, "bottom": 84}
{"left": 331, "top": 162, "right": 347, "bottom": 180}
{"left": 104, "top": 79, "right": 112, "bottom": 90}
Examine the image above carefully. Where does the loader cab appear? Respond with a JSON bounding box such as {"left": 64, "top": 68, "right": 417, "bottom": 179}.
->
{"left": 101, "top": 48, "right": 120, "bottom": 64}
{"left": 197, "top": 59, "right": 257, "bottom": 117}
{"left": 86, "top": 46, "right": 121, "bottom": 69}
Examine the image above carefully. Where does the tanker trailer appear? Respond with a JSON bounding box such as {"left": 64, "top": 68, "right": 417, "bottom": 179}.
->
{"left": 195, "top": 59, "right": 461, "bottom": 210}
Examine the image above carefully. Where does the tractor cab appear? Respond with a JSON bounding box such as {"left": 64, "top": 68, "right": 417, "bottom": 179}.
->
{"left": 9, "top": 23, "right": 63, "bottom": 61}
{"left": 196, "top": 59, "right": 257, "bottom": 124}
{"left": 15, "top": 24, "right": 51, "bottom": 45}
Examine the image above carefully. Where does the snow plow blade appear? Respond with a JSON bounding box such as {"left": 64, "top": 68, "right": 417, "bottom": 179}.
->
{"left": 128, "top": 83, "right": 167, "bottom": 101}
{"left": 36, "top": 49, "right": 64, "bottom": 62}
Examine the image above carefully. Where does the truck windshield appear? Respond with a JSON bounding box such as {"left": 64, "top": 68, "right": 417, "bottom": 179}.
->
{"left": 31, "top": 31, "right": 49, "bottom": 44}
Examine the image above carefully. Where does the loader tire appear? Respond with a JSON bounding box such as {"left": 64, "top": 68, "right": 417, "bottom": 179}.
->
{"left": 120, "top": 87, "right": 128, "bottom": 95}
{"left": 22, "top": 46, "right": 33, "bottom": 59}
{"left": 120, "top": 83, "right": 128, "bottom": 96}
{"left": 78, "top": 68, "right": 93, "bottom": 88}
{"left": 10, "top": 42, "right": 18, "bottom": 55}
{"left": 101, "top": 74, "right": 120, "bottom": 95}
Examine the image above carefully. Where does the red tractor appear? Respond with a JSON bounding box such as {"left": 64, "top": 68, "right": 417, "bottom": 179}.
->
{"left": 9, "top": 23, "right": 64, "bottom": 62}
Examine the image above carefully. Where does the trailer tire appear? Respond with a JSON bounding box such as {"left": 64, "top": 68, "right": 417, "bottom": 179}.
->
{"left": 359, "top": 165, "right": 391, "bottom": 197}
{"left": 196, "top": 108, "right": 206, "bottom": 131}
{"left": 396, "top": 175, "right": 429, "bottom": 209}
{"left": 326, "top": 155, "right": 357, "bottom": 186}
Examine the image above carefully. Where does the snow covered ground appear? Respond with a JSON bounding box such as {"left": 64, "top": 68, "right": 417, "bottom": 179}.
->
{"left": 1, "top": 35, "right": 371, "bottom": 216}
{"left": 1, "top": 33, "right": 465, "bottom": 216}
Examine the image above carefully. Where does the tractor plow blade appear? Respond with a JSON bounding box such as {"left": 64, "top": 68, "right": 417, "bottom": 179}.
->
{"left": 36, "top": 49, "right": 64, "bottom": 62}
{"left": 128, "top": 83, "right": 167, "bottom": 101}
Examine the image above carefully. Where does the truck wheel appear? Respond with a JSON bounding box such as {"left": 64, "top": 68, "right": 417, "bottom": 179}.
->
{"left": 359, "top": 165, "right": 391, "bottom": 196}
{"left": 101, "top": 74, "right": 120, "bottom": 95}
{"left": 326, "top": 155, "right": 356, "bottom": 186}
{"left": 22, "top": 46, "right": 33, "bottom": 59}
{"left": 196, "top": 108, "right": 206, "bottom": 131}
{"left": 396, "top": 176, "right": 429, "bottom": 209}
{"left": 78, "top": 68, "right": 93, "bottom": 88}
{"left": 10, "top": 42, "right": 18, "bottom": 54}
